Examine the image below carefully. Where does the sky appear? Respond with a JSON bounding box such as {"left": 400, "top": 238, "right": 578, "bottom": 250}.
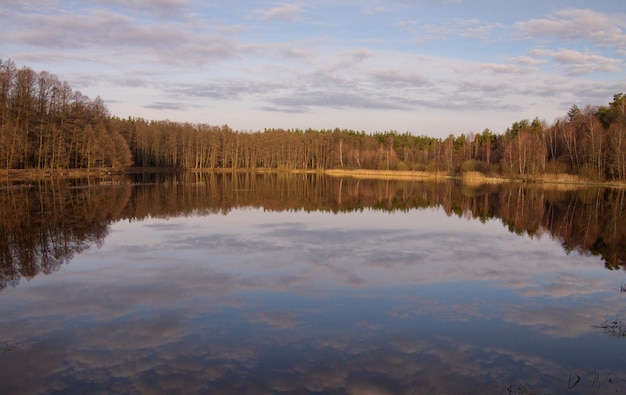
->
{"left": 1, "top": 0, "right": 625, "bottom": 138}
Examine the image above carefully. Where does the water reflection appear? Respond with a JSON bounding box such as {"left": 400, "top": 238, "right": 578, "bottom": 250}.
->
{"left": 0, "top": 174, "right": 625, "bottom": 393}
{"left": 1, "top": 173, "right": 625, "bottom": 290}
{"left": 0, "top": 178, "right": 131, "bottom": 289}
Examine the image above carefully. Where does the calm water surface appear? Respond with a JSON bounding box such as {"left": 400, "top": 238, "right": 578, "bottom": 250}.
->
{"left": 0, "top": 174, "right": 625, "bottom": 394}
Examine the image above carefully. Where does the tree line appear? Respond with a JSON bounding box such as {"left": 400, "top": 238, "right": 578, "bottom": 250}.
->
{"left": 0, "top": 59, "right": 131, "bottom": 171}
{"left": 2, "top": 60, "right": 625, "bottom": 182}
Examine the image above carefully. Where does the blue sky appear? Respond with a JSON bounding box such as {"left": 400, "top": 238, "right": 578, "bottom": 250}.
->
{"left": 2, "top": 0, "right": 625, "bottom": 137}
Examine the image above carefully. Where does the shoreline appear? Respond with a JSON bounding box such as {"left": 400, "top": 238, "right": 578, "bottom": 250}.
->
{"left": 317, "top": 169, "right": 626, "bottom": 188}
{"left": 2, "top": 167, "right": 625, "bottom": 188}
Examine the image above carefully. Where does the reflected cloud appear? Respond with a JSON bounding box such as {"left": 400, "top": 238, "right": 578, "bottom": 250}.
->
{"left": 2, "top": 176, "right": 626, "bottom": 393}
{"left": 519, "top": 272, "right": 610, "bottom": 298}
{"left": 503, "top": 294, "right": 626, "bottom": 338}
{"left": 247, "top": 310, "right": 298, "bottom": 329}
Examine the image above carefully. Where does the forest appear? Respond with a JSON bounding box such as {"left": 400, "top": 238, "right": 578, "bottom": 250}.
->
{"left": 1, "top": 59, "right": 626, "bottom": 182}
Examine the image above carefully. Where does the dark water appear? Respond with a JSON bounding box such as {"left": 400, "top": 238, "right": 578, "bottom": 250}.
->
{"left": 1, "top": 173, "right": 625, "bottom": 394}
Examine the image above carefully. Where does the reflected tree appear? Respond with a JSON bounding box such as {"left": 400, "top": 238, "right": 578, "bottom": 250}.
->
{"left": 2, "top": 174, "right": 626, "bottom": 290}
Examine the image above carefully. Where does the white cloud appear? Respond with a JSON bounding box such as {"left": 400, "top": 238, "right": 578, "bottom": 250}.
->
{"left": 252, "top": 4, "right": 303, "bottom": 23}
{"left": 94, "top": 0, "right": 191, "bottom": 18}
{"left": 362, "top": 6, "right": 388, "bottom": 15}
{"left": 315, "top": 48, "right": 372, "bottom": 74}
{"left": 512, "top": 55, "right": 546, "bottom": 66}
{"left": 529, "top": 48, "right": 622, "bottom": 75}
{"left": 397, "top": 18, "right": 502, "bottom": 42}
{"left": 515, "top": 8, "right": 626, "bottom": 54}
{"left": 7, "top": 7, "right": 240, "bottom": 67}
{"left": 370, "top": 69, "right": 432, "bottom": 87}
{"left": 480, "top": 63, "right": 522, "bottom": 74}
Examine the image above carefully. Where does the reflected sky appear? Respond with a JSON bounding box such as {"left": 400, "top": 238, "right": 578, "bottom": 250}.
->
{"left": 1, "top": 207, "right": 625, "bottom": 394}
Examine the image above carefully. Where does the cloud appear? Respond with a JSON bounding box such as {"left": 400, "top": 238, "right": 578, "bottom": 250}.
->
{"left": 145, "top": 101, "right": 188, "bottom": 110}
{"left": 314, "top": 48, "right": 373, "bottom": 75}
{"left": 397, "top": 18, "right": 502, "bottom": 42}
{"left": 515, "top": 8, "right": 626, "bottom": 54}
{"left": 362, "top": 6, "right": 388, "bottom": 16}
{"left": 17, "top": 10, "right": 178, "bottom": 48}
{"left": 512, "top": 55, "right": 547, "bottom": 66}
{"left": 93, "top": 0, "right": 191, "bottom": 18}
{"left": 8, "top": 7, "right": 239, "bottom": 67}
{"left": 370, "top": 69, "right": 432, "bottom": 87}
{"left": 529, "top": 48, "right": 622, "bottom": 75}
{"left": 167, "top": 79, "right": 286, "bottom": 101}
{"left": 252, "top": 4, "right": 303, "bottom": 23}
{"left": 480, "top": 63, "right": 523, "bottom": 74}
{"left": 277, "top": 46, "right": 313, "bottom": 60}
{"left": 265, "top": 83, "right": 412, "bottom": 113}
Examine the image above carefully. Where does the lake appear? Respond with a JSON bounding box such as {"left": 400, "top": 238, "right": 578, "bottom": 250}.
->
{"left": 0, "top": 173, "right": 625, "bottom": 394}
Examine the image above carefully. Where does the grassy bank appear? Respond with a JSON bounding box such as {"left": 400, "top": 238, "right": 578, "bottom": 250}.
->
{"left": 323, "top": 169, "right": 449, "bottom": 181}
{"left": 324, "top": 169, "right": 626, "bottom": 188}
{"left": 2, "top": 167, "right": 625, "bottom": 188}
{"left": 0, "top": 168, "right": 127, "bottom": 181}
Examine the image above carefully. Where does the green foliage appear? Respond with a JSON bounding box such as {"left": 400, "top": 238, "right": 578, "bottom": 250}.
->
{"left": 505, "top": 119, "right": 530, "bottom": 137}
{"left": 596, "top": 93, "right": 625, "bottom": 128}
{"left": 568, "top": 104, "right": 581, "bottom": 121}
